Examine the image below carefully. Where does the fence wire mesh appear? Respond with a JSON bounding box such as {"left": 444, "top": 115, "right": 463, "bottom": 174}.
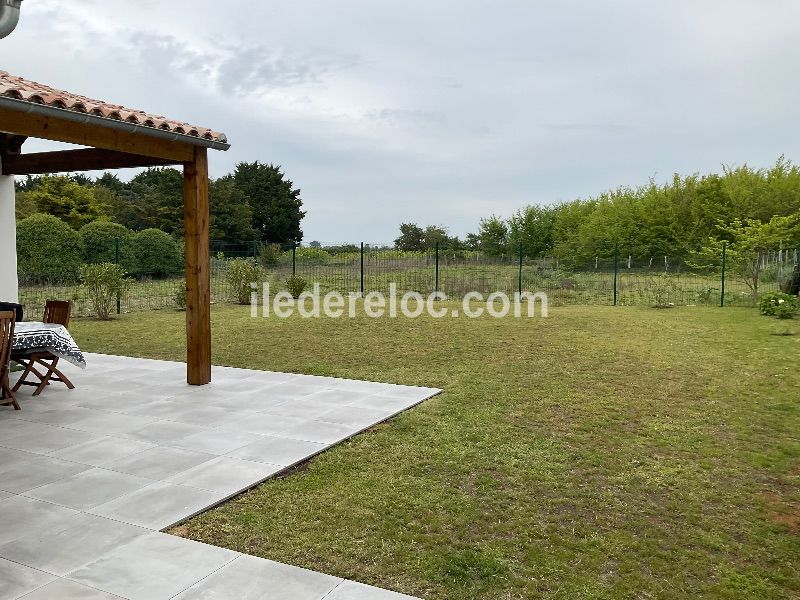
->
{"left": 16, "top": 240, "right": 799, "bottom": 317}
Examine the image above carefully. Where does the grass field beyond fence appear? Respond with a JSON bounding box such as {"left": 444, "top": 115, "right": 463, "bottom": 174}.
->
{"left": 18, "top": 243, "right": 798, "bottom": 317}
{"left": 69, "top": 304, "right": 800, "bottom": 600}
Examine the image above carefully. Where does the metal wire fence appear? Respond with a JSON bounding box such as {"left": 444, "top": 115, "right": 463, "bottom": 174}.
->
{"left": 16, "top": 240, "right": 799, "bottom": 317}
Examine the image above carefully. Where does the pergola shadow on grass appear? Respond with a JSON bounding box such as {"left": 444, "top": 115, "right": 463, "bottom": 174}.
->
{"left": 0, "top": 71, "right": 229, "bottom": 384}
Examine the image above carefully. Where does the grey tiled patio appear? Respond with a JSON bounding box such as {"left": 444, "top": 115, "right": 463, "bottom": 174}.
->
{"left": 0, "top": 353, "right": 438, "bottom": 600}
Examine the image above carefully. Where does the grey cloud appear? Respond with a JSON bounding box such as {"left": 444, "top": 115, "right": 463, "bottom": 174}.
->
{"left": 215, "top": 46, "right": 359, "bottom": 96}
{"left": 125, "top": 32, "right": 214, "bottom": 77}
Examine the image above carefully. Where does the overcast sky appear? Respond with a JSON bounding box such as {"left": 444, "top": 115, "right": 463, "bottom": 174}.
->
{"left": 4, "top": 1, "right": 800, "bottom": 243}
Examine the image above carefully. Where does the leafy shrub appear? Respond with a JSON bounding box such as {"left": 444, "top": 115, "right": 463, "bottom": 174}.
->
{"left": 286, "top": 274, "right": 307, "bottom": 299}
{"left": 326, "top": 243, "right": 359, "bottom": 254}
{"left": 79, "top": 221, "right": 137, "bottom": 271}
{"left": 294, "top": 247, "right": 330, "bottom": 264}
{"left": 16, "top": 213, "right": 84, "bottom": 282}
{"left": 257, "top": 243, "right": 284, "bottom": 267}
{"left": 79, "top": 262, "right": 131, "bottom": 320}
{"left": 226, "top": 258, "right": 264, "bottom": 304}
{"left": 759, "top": 292, "right": 798, "bottom": 319}
{"left": 647, "top": 274, "right": 678, "bottom": 308}
{"left": 696, "top": 286, "right": 718, "bottom": 305}
{"left": 133, "top": 229, "right": 180, "bottom": 276}
{"left": 210, "top": 252, "right": 230, "bottom": 279}
{"left": 174, "top": 282, "right": 187, "bottom": 310}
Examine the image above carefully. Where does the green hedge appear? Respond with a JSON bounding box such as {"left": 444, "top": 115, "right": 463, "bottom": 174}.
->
{"left": 16, "top": 213, "right": 84, "bottom": 281}
{"left": 133, "top": 228, "right": 181, "bottom": 276}
{"left": 79, "top": 221, "right": 137, "bottom": 272}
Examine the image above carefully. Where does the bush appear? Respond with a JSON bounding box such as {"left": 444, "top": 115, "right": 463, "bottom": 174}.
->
{"left": 644, "top": 274, "right": 677, "bottom": 308}
{"left": 759, "top": 292, "right": 799, "bottom": 319}
{"left": 133, "top": 229, "right": 180, "bottom": 276}
{"left": 257, "top": 242, "right": 284, "bottom": 267}
{"left": 79, "top": 262, "right": 131, "bottom": 320}
{"left": 286, "top": 274, "right": 307, "bottom": 299}
{"left": 294, "top": 247, "right": 330, "bottom": 264}
{"left": 174, "top": 282, "right": 187, "bottom": 310}
{"left": 16, "top": 213, "right": 84, "bottom": 282}
{"left": 326, "top": 243, "right": 359, "bottom": 255}
{"left": 696, "top": 286, "right": 718, "bottom": 305}
{"left": 226, "top": 258, "right": 264, "bottom": 304}
{"left": 79, "top": 221, "right": 137, "bottom": 271}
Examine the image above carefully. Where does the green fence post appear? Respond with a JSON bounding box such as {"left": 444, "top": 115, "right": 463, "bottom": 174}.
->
{"left": 115, "top": 237, "right": 121, "bottom": 315}
{"left": 435, "top": 241, "right": 440, "bottom": 295}
{"left": 518, "top": 246, "right": 523, "bottom": 297}
{"left": 292, "top": 243, "right": 296, "bottom": 275}
{"left": 252, "top": 240, "right": 258, "bottom": 259}
{"left": 720, "top": 242, "right": 726, "bottom": 307}
{"left": 613, "top": 243, "right": 619, "bottom": 306}
{"left": 360, "top": 242, "right": 365, "bottom": 296}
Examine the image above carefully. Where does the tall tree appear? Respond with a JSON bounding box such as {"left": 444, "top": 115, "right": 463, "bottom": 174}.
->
{"left": 14, "top": 174, "right": 40, "bottom": 193}
{"left": 394, "top": 223, "right": 425, "bottom": 251}
{"left": 96, "top": 168, "right": 184, "bottom": 233}
{"left": 508, "top": 205, "right": 556, "bottom": 257}
{"left": 209, "top": 175, "right": 257, "bottom": 241}
{"left": 26, "top": 175, "right": 108, "bottom": 229}
{"left": 127, "top": 168, "right": 184, "bottom": 235}
{"left": 475, "top": 216, "right": 509, "bottom": 255}
{"left": 233, "top": 161, "right": 305, "bottom": 245}
{"left": 423, "top": 225, "right": 449, "bottom": 249}
{"left": 95, "top": 172, "right": 126, "bottom": 193}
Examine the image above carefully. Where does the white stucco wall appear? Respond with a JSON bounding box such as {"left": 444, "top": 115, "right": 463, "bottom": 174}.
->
{"left": 0, "top": 155, "right": 19, "bottom": 303}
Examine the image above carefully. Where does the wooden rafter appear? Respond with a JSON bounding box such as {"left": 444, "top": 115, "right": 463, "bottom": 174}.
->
{"left": 1, "top": 148, "right": 179, "bottom": 176}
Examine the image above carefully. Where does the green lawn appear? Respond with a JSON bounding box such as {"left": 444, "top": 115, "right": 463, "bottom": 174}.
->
{"left": 70, "top": 304, "right": 800, "bottom": 599}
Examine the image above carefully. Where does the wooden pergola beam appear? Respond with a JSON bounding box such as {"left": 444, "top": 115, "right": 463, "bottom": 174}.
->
{"left": 0, "top": 106, "right": 196, "bottom": 162}
{"left": 1, "top": 148, "right": 180, "bottom": 176}
{"left": 183, "top": 146, "right": 212, "bottom": 385}
{"left": 0, "top": 134, "right": 27, "bottom": 155}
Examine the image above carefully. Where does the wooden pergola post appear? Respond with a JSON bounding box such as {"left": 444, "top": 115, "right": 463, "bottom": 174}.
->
{"left": 1, "top": 72, "right": 229, "bottom": 385}
{"left": 183, "top": 146, "right": 211, "bottom": 385}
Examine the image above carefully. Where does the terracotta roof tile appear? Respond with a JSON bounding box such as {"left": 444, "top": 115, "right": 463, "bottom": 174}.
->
{"left": 0, "top": 71, "right": 227, "bottom": 145}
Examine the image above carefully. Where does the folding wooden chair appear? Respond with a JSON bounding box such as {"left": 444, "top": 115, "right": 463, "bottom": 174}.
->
{"left": 0, "top": 311, "right": 20, "bottom": 410}
{"left": 13, "top": 300, "right": 75, "bottom": 396}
